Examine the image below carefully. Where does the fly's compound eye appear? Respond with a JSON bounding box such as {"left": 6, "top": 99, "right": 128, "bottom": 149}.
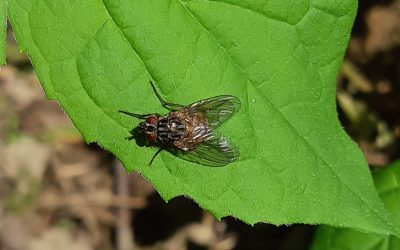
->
{"left": 146, "top": 116, "right": 157, "bottom": 125}
{"left": 146, "top": 133, "right": 157, "bottom": 142}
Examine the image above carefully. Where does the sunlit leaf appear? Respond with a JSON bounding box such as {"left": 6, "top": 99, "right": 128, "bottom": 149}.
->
{"left": 7, "top": 0, "right": 400, "bottom": 235}
{"left": 0, "top": 0, "right": 6, "bottom": 65}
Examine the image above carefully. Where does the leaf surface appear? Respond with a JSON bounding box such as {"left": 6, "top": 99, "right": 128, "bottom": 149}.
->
{"left": 7, "top": 0, "right": 399, "bottom": 234}
{"left": 0, "top": 0, "right": 6, "bottom": 64}
{"left": 311, "top": 161, "right": 400, "bottom": 249}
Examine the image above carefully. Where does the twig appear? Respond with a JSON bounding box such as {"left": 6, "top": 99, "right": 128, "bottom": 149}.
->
{"left": 115, "top": 160, "right": 137, "bottom": 250}
{"left": 341, "top": 59, "right": 374, "bottom": 93}
{"left": 37, "top": 193, "right": 146, "bottom": 209}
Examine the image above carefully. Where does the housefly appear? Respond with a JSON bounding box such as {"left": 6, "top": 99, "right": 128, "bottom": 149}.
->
{"left": 119, "top": 81, "right": 240, "bottom": 166}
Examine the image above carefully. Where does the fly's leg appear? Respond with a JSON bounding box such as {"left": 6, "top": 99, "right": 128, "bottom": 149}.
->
{"left": 119, "top": 110, "right": 156, "bottom": 119}
{"left": 126, "top": 135, "right": 136, "bottom": 140}
{"left": 149, "top": 148, "right": 163, "bottom": 166}
{"left": 149, "top": 81, "right": 184, "bottom": 111}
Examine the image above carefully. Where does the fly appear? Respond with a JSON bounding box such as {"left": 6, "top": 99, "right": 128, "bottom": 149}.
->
{"left": 119, "top": 81, "right": 241, "bottom": 166}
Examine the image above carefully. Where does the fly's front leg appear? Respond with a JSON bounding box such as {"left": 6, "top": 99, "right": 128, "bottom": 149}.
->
{"left": 119, "top": 110, "right": 156, "bottom": 119}
{"left": 149, "top": 81, "right": 184, "bottom": 111}
{"left": 126, "top": 134, "right": 136, "bottom": 140}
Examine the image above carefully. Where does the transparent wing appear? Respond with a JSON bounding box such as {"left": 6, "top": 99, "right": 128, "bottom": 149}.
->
{"left": 187, "top": 95, "right": 241, "bottom": 128}
{"left": 170, "top": 130, "right": 239, "bottom": 167}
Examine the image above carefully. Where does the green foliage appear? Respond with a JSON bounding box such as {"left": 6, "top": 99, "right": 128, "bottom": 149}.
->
{"left": 0, "top": 0, "right": 6, "bottom": 64}
{"left": 311, "top": 161, "right": 400, "bottom": 249}
{"left": 6, "top": 0, "right": 399, "bottom": 234}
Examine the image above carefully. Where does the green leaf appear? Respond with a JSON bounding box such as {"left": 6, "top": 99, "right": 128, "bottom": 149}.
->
{"left": 311, "top": 161, "right": 400, "bottom": 250}
{"left": 0, "top": 0, "right": 6, "bottom": 65}
{"left": 7, "top": 0, "right": 399, "bottom": 234}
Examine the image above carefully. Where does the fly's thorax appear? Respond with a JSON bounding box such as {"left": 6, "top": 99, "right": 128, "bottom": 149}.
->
{"left": 192, "top": 111, "right": 208, "bottom": 125}
{"left": 157, "top": 116, "right": 186, "bottom": 142}
{"left": 171, "top": 110, "right": 208, "bottom": 136}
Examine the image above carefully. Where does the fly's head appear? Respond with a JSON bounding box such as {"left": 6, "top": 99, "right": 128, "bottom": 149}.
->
{"left": 127, "top": 115, "right": 159, "bottom": 147}
{"left": 140, "top": 115, "right": 158, "bottom": 142}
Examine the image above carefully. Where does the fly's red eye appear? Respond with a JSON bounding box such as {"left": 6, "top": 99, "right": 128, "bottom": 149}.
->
{"left": 146, "top": 116, "right": 157, "bottom": 125}
{"left": 146, "top": 133, "right": 157, "bottom": 142}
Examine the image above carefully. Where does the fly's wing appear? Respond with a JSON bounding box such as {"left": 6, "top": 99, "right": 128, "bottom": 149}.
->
{"left": 187, "top": 95, "right": 241, "bottom": 128}
{"left": 170, "top": 130, "right": 239, "bottom": 167}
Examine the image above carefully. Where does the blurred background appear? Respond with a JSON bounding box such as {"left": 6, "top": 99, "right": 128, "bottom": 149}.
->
{"left": 0, "top": 1, "right": 399, "bottom": 249}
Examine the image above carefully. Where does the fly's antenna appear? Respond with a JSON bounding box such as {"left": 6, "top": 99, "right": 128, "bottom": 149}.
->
{"left": 149, "top": 148, "right": 163, "bottom": 166}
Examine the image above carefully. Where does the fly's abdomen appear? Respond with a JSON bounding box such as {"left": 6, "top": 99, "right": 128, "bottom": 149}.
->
{"left": 157, "top": 117, "right": 186, "bottom": 142}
